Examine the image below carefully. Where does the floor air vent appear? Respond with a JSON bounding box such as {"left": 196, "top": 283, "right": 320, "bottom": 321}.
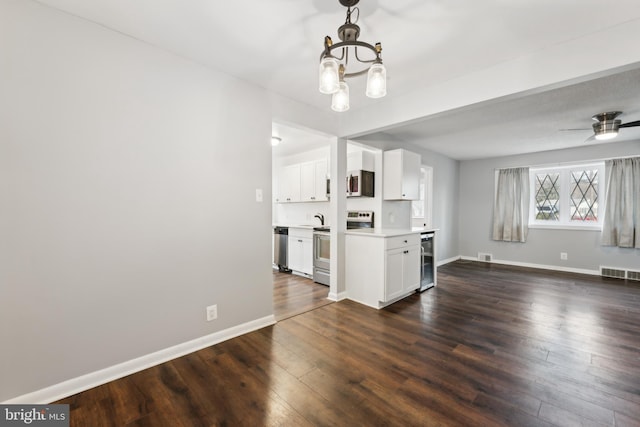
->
{"left": 627, "top": 270, "right": 640, "bottom": 282}
{"left": 477, "top": 252, "right": 493, "bottom": 262}
{"left": 600, "top": 266, "right": 626, "bottom": 279}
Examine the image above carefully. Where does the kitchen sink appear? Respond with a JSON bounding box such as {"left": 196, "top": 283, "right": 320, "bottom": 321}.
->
{"left": 313, "top": 226, "right": 330, "bottom": 232}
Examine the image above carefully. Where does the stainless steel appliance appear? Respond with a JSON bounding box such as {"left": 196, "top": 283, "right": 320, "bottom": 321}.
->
{"left": 419, "top": 231, "right": 435, "bottom": 292}
{"left": 346, "top": 210, "right": 374, "bottom": 229}
{"left": 347, "top": 170, "right": 374, "bottom": 197}
{"left": 273, "top": 226, "right": 291, "bottom": 272}
{"left": 312, "top": 228, "right": 330, "bottom": 286}
{"left": 312, "top": 211, "right": 374, "bottom": 286}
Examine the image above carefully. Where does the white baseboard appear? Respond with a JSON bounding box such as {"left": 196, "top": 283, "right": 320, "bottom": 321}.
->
{"left": 327, "top": 291, "right": 348, "bottom": 301}
{"left": 437, "top": 255, "right": 461, "bottom": 266}
{"left": 4, "top": 315, "right": 276, "bottom": 405}
{"left": 458, "top": 255, "right": 600, "bottom": 276}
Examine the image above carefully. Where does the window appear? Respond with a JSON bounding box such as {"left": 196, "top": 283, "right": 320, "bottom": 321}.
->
{"left": 529, "top": 162, "right": 604, "bottom": 230}
{"left": 411, "top": 171, "right": 425, "bottom": 218}
{"left": 412, "top": 167, "right": 433, "bottom": 228}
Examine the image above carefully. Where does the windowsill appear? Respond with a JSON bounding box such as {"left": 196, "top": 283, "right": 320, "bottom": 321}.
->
{"left": 528, "top": 223, "right": 602, "bottom": 231}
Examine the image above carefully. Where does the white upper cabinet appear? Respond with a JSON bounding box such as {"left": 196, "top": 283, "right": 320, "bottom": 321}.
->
{"left": 276, "top": 159, "right": 328, "bottom": 203}
{"left": 347, "top": 150, "right": 375, "bottom": 171}
{"left": 276, "top": 164, "right": 301, "bottom": 203}
{"left": 383, "top": 149, "right": 421, "bottom": 200}
{"left": 300, "top": 159, "right": 328, "bottom": 202}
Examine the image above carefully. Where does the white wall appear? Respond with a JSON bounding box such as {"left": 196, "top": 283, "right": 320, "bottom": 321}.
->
{"left": 351, "top": 138, "right": 460, "bottom": 262}
{"left": 0, "top": 0, "right": 276, "bottom": 401}
{"left": 458, "top": 140, "right": 640, "bottom": 271}
{"left": 413, "top": 147, "right": 460, "bottom": 262}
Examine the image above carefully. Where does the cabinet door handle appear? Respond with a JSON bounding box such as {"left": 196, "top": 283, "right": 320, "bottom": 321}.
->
{"left": 404, "top": 240, "right": 408, "bottom": 243}
{"left": 298, "top": 239, "right": 303, "bottom": 242}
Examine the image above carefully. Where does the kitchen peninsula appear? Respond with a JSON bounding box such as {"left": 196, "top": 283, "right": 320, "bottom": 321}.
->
{"left": 345, "top": 227, "right": 437, "bottom": 309}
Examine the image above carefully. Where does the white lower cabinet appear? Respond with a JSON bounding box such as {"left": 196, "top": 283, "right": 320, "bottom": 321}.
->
{"left": 288, "top": 228, "right": 313, "bottom": 276}
{"left": 384, "top": 245, "right": 420, "bottom": 301}
{"left": 345, "top": 232, "right": 420, "bottom": 308}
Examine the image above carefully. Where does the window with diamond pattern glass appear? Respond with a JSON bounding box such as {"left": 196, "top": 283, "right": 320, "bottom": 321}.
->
{"left": 534, "top": 172, "right": 560, "bottom": 221}
{"left": 529, "top": 163, "right": 604, "bottom": 229}
{"left": 570, "top": 169, "right": 598, "bottom": 221}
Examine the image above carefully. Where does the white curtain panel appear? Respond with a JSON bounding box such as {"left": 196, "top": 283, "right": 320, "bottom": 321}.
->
{"left": 492, "top": 167, "right": 529, "bottom": 242}
{"left": 602, "top": 157, "right": 640, "bottom": 248}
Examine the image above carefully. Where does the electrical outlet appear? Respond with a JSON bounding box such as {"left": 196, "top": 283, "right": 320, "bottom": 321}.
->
{"left": 560, "top": 252, "right": 568, "bottom": 261}
{"left": 206, "top": 304, "right": 218, "bottom": 321}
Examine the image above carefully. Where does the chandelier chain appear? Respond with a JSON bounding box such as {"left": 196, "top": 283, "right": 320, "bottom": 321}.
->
{"left": 345, "top": 7, "right": 360, "bottom": 25}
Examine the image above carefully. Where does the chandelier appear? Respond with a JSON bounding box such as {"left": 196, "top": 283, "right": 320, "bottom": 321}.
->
{"left": 318, "top": 0, "right": 386, "bottom": 112}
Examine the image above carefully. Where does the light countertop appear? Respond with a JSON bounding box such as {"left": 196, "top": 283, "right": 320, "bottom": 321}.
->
{"left": 273, "top": 224, "right": 323, "bottom": 230}
{"left": 345, "top": 227, "right": 438, "bottom": 237}
{"left": 274, "top": 224, "right": 438, "bottom": 236}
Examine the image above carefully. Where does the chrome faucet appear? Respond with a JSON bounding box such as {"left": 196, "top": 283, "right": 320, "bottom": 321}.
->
{"left": 314, "top": 213, "right": 325, "bottom": 226}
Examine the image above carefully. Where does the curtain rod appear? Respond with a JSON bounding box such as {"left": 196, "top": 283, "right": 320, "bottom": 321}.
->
{"left": 494, "top": 154, "right": 640, "bottom": 171}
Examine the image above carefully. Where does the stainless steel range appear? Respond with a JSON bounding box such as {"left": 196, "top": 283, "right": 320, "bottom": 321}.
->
{"left": 346, "top": 210, "right": 374, "bottom": 229}
{"left": 312, "top": 211, "right": 374, "bottom": 286}
{"left": 312, "top": 227, "right": 330, "bottom": 286}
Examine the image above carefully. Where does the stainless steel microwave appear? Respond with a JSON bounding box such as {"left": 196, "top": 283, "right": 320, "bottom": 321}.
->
{"left": 325, "top": 170, "right": 375, "bottom": 198}
{"left": 347, "top": 170, "right": 374, "bottom": 197}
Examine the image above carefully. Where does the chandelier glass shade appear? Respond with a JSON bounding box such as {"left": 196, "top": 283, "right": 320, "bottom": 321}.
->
{"left": 331, "top": 79, "right": 350, "bottom": 112}
{"left": 319, "top": 0, "right": 386, "bottom": 112}
{"left": 319, "top": 56, "right": 340, "bottom": 94}
{"left": 365, "top": 62, "right": 387, "bottom": 98}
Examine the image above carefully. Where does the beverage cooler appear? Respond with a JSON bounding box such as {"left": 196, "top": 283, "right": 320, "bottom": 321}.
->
{"left": 419, "top": 231, "right": 436, "bottom": 292}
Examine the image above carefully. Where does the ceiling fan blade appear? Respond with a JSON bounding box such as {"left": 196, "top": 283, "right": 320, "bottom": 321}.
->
{"left": 559, "top": 128, "right": 590, "bottom": 131}
{"left": 619, "top": 120, "right": 640, "bottom": 128}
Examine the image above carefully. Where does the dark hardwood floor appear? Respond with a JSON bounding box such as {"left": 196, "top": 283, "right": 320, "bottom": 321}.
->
{"left": 272, "top": 271, "right": 332, "bottom": 321}
{"left": 57, "top": 261, "right": 640, "bottom": 426}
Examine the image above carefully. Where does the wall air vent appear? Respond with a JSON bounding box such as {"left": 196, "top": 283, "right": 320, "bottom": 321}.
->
{"left": 627, "top": 270, "right": 640, "bottom": 282}
{"left": 600, "top": 266, "right": 626, "bottom": 279}
{"left": 477, "top": 252, "right": 493, "bottom": 262}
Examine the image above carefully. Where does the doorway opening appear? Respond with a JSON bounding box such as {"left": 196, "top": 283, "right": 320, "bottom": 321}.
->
{"left": 271, "top": 122, "right": 334, "bottom": 320}
{"left": 412, "top": 166, "right": 433, "bottom": 228}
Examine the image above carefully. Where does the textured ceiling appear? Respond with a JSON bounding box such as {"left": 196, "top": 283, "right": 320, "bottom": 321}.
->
{"left": 34, "top": 0, "right": 640, "bottom": 159}
{"left": 360, "top": 67, "right": 640, "bottom": 159}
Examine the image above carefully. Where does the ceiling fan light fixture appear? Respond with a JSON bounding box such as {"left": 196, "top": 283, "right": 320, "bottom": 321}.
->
{"left": 594, "top": 128, "right": 618, "bottom": 141}
{"left": 592, "top": 112, "right": 621, "bottom": 141}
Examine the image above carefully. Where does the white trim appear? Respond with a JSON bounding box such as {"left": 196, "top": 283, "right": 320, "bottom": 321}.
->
{"left": 328, "top": 291, "right": 348, "bottom": 301}
{"left": 437, "top": 255, "right": 461, "bottom": 266}
{"left": 411, "top": 166, "right": 433, "bottom": 228}
{"left": 459, "top": 255, "right": 599, "bottom": 276}
{"left": 528, "top": 162, "right": 605, "bottom": 229}
{"left": 3, "top": 315, "right": 276, "bottom": 405}
{"left": 528, "top": 224, "right": 601, "bottom": 231}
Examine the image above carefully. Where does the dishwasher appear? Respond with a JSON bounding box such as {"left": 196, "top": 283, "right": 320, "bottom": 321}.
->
{"left": 273, "top": 227, "right": 291, "bottom": 272}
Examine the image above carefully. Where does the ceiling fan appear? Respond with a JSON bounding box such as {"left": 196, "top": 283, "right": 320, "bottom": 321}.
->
{"left": 563, "top": 111, "right": 640, "bottom": 142}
